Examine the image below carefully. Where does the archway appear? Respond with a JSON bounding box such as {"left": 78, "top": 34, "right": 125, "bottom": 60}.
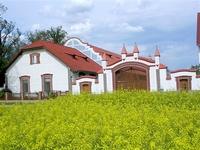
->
{"left": 112, "top": 62, "right": 150, "bottom": 90}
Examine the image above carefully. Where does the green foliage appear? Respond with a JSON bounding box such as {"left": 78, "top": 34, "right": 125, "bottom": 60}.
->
{"left": 1, "top": 88, "right": 12, "bottom": 93}
{"left": 0, "top": 90, "right": 200, "bottom": 149}
{"left": 0, "top": 91, "right": 3, "bottom": 99}
{"left": 0, "top": 3, "right": 23, "bottom": 84}
{"left": 0, "top": 88, "right": 12, "bottom": 99}
{"left": 191, "top": 64, "right": 200, "bottom": 74}
{"left": 25, "top": 26, "right": 68, "bottom": 45}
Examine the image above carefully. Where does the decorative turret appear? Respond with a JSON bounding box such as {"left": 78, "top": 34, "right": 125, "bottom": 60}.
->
{"left": 154, "top": 45, "right": 160, "bottom": 66}
{"left": 121, "top": 44, "right": 127, "bottom": 61}
{"left": 148, "top": 54, "right": 152, "bottom": 59}
{"left": 102, "top": 52, "right": 108, "bottom": 70}
{"left": 133, "top": 43, "right": 139, "bottom": 60}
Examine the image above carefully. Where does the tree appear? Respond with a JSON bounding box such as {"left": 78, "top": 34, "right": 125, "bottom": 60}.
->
{"left": 191, "top": 64, "right": 200, "bottom": 74}
{"left": 46, "top": 26, "right": 68, "bottom": 44}
{"left": 25, "top": 26, "right": 68, "bottom": 45}
{"left": 0, "top": 3, "right": 23, "bottom": 87}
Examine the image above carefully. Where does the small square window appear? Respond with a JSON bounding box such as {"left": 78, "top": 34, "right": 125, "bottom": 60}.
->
{"left": 30, "top": 53, "right": 40, "bottom": 65}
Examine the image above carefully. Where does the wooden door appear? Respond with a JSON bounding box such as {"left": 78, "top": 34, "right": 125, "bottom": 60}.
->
{"left": 116, "top": 68, "right": 147, "bottom": 90}
{"left": 180, "top": 79, "right": 188, "bottom": 91}
{"left": 82, "top": 84, "right": 89, "bottom": 93}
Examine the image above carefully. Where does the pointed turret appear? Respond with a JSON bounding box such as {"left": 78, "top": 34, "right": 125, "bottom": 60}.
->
{"left": 133, "top": 43, "right": 139, "bottom": 60}
{"left": 121, "top": 44, "right": 127, "bottom": 61}
{"left": 148, "top": 54, "right": 152, "bottom": 59}
{"left": 154, "top": 45, "right": 160, "bottom": 57}
{"left": 102, "top": 52, "right": 107, "bottom": 69}
{"left": 154, "top": 46, "right": 160, "bottom": 65}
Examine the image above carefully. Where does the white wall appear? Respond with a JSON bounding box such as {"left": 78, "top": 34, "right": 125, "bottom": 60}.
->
{"left": 149, "top": 66, "right": 157, "bottom": 91}
{"left": 160, "top": 71, "right": 200, "bottom": 91}
{"left": 6, "top": 49, "right": 69, "bottom": 93}
{"left": 105, "top": 70, "right": 113, "bottom": 92}
{"left": 72, "top": 76, "right": 104, "bottom": 94}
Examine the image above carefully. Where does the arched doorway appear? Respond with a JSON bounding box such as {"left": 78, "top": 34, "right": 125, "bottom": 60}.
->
{"left": 112, "top": 62, "right": 150, "bottom": 90}
{"left": 80, "top": 82, "right": 91, "bottom": 93}
{"left": 116, "top": 67, "right": 147, "bottom": 90}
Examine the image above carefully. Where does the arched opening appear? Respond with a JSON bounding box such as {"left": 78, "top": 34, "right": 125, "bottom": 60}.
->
{"left": 115, "top": 67, "right": 147, "bottom": 90}
{"left": 112, "top": 62, "right": 149, "bottom": 90}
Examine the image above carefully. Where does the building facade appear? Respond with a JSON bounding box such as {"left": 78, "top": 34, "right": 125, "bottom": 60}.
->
{"left": 5, "top": 13, "right": 200, "bottom": 94}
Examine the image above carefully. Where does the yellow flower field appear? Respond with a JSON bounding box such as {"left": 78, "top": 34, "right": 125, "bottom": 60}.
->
{"left": 0, "top": 90, "right": 200, "bottom": 149}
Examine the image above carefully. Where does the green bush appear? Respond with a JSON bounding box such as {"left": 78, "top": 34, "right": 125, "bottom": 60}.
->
{"left": 0, "top": 88, "right": 12, "bottom": 99}
{"left": 0, "top": 91, "right": 4, "bottom": 99}
{"left": 1, "top": 88, "right": 12, "bottom": 93}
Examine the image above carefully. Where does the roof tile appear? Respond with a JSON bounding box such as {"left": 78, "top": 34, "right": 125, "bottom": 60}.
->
{"left": 10, "top": 40, "right": 102, "bottom": 73}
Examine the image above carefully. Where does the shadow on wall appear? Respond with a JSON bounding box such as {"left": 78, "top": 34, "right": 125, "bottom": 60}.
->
{"left": 7, "top": 66, "right": 20, "bottom": 92}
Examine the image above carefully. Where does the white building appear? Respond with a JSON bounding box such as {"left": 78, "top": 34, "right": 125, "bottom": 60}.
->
{"left": 5, "top": 13, "right": 200, "bottom": 94}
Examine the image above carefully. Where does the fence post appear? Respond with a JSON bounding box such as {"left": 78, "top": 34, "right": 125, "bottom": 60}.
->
{"left": 21, "top": 92, "right": 24, "bottom": 101}
{"left": 38, "top": 91, "right": 42, "bottom": 100}
{"left": 57, "top": 91, "right": 61, "bottom": 97}
{"left": 4, "top": 92, "right": 8, "bottom": 100}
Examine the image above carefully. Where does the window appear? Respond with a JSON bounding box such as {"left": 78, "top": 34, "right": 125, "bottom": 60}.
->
{"left": 44, "top": 77, "right": 51, "bottom": 92}
{"left": 20, "top": 76, "right": 30, "bottom": 93}
{"left": 30, "top": 53, "right": 40, "bottom": 64}
{"left": 41, "top": 74, "right": 53, "bottom": 92}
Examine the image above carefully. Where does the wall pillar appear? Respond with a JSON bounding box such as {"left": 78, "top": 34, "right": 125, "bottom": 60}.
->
{"left": 38, "top": 91, "right": 42, "bottom": 100}
{"left": 21, "top": 92, "right": 24, "bottom": 101}
{"left": 4, "top": 92, "right": 8, "bottom": 100}
{"left": 57, "top": 91, "right": 61, "bottom": 97}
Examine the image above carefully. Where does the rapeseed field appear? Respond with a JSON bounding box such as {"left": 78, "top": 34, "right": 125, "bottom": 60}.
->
{"left": 0, "top": 90, "right": 199, "bottom": 149}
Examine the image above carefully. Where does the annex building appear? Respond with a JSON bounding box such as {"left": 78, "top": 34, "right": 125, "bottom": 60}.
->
{"left": 5, "top": 13, "right": 200, "bottom": 95}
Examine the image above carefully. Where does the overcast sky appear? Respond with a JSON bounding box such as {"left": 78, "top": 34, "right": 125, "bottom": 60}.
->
{"left": 1, "top": 0, "right": 200, "bottom": 70}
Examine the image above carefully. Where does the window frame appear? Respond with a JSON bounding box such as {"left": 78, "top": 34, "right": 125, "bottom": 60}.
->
{"left": 19, "top": 76, "right": 30, "bottom": 93}
{"left": 41, "top": 74, "right": 53, "bottom": 92}
{"left": 30, "top": 53, "right": 40, "bottom": 65}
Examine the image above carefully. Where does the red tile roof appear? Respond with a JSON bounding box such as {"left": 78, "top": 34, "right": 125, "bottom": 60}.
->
{"left": 171, "top": 69, "right": 196, "bottom": 73}
{"left": 159, "top": 63, "right": 167, "bottom": 69}
{"left": 139, "top": 56, "right": 155, "bottom": 63}
{"left": 88, "top": 44, "right": 121, "bottom": 66}
{"left": 64, "top": 37, "right": 123, "bottom": 66}
{"left": 7, "top": 40, "right": 102, "bottom": 73}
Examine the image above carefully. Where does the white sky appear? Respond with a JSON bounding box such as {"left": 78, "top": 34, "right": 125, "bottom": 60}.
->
{"left": 1, "top": 0, "right": 200, "bottom": 70}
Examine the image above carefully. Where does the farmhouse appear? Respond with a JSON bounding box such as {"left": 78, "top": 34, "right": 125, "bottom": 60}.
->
{"left": 5, "top": 13, "right": 200, "bottom": 95}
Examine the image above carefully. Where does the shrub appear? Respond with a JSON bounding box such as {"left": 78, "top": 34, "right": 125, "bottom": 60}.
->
{"left": 0, "top": 88, "right": 12, "bottom": 99}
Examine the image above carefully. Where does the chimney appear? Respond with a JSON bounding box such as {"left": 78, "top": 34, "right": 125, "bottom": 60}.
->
{"left": 50, "top": 38, "right": 54, "bottom": 43}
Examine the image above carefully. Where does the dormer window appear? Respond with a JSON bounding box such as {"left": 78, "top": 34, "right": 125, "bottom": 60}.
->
{"left": 30, "top": 53, "right": 40, "bottom": 65}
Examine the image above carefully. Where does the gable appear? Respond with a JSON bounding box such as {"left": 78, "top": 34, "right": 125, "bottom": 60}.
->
{"left": 6, "top": 40, "right": 102, "bottom": 73}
